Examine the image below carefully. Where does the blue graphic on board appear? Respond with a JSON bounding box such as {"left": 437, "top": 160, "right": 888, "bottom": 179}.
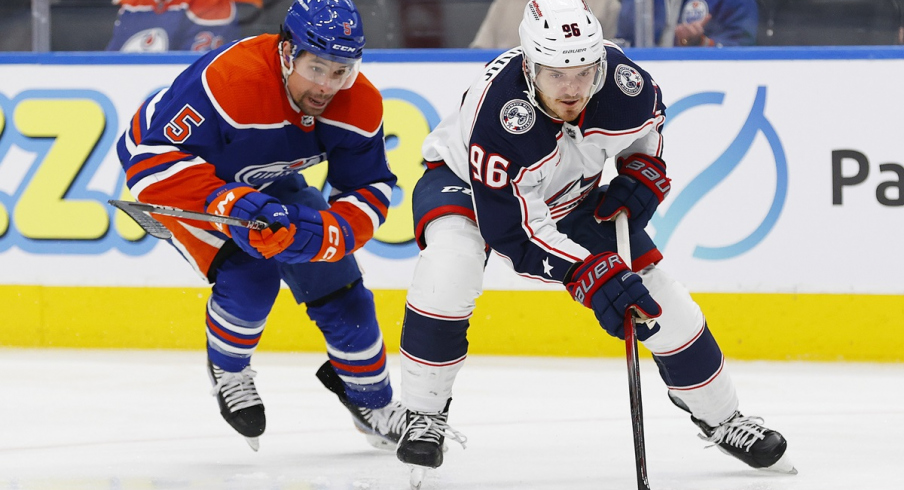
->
{"left": 652, "top": 86, "right": 788, "bottom": 260}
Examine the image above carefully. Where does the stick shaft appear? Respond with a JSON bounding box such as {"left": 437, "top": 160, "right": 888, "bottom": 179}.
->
{"left": 615, "top": 213, "right": 631, "bottom": 270}
{"left": 615, "top": 212, "right": 651, "bottom": 490}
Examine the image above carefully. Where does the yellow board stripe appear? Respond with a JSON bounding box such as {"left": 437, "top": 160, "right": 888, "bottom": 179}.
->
{"left": 1, "top": 286, "right": 901, "bottom": 362}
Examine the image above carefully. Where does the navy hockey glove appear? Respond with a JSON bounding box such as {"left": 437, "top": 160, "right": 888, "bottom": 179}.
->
{"left": 273, "top": 204, "right": 355, "bottom": 264}
{"left": 564, "top": 252, "right": 662, "bottom": 340}
{"left": 595, "top": 153, "right": 671, "bottom": 230}
{"left": 206, "top": 184, "right": 296, "bottom": 259}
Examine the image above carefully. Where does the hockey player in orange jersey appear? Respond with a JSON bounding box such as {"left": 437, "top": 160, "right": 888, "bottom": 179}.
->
{"left": 115, "top": 0, "right": 406, "bottom": 451}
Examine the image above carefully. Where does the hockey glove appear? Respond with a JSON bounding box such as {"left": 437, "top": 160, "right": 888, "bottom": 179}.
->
{"left": 272, "top": 204, "right": 355, "bottom": 264}
{"left": 595, "top": 153, "right": 671, "bottom": 231}
{"left": 564, "top": 252, "right": 662, "bottom": 340}
{"left": 206, "top": 183, "right": 296, "bottom": 259}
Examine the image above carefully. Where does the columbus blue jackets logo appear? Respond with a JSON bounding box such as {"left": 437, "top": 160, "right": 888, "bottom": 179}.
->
{"left": 500, "top": 99, "right": 536, "bottom": 134}
{"left": 615, "top": 65, "right": 643, "bottom": 97}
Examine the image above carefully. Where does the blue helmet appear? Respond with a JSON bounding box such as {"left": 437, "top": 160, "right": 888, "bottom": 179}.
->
{"left": 282, "top": 0, "right": 365, "bottom": 63}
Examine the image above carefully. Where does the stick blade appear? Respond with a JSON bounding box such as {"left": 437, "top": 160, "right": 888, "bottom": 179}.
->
{"left": 108, "top": 199, "right": 172, "bottom": 240}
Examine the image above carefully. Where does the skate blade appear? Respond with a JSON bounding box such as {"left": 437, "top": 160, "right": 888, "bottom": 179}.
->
{"left": 245, "top": 436, "right": 260, "bottom": 452}
{"left": 409, "top": 465, "right": 428, "bottom": 490}
{"left": 764, "top": 451, "right": 797, "bottom": 474}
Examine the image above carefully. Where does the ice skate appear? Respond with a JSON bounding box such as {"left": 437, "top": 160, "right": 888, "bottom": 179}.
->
{"left": 207, "top": 360, "right": 265, "bottom": 451}
{"left": 692, "top": 411, "right": 797, "bottom": 474}
{"left": 397, "top": 399, "right": 467, "bottom": 490}
{"left": 315, "top": 361, "right": 407, "bottom": 449}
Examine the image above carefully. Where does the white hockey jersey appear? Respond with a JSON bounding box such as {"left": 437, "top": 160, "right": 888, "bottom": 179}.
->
{"left": 422, "top": 45, "right": 666, "bottom": 283}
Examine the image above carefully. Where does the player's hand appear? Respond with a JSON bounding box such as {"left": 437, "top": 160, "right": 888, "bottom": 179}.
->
{"left": 564, "top": 252, "right": 662, "bottom": 340}
{"left": 206, "top": 184, "right": 296, "bottom": 259}
{"left": 272, "top": 204, "right": 355, "bottom": 264}
{"left": 594, "top": 153, "right": 670, "bottom": 231}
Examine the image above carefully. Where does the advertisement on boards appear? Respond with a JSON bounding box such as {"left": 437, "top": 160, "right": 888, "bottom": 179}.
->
{"left": 0, "top": 51, "right": 901, "bottom": 295}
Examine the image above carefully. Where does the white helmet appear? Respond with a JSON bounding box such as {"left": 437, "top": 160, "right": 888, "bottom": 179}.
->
{"left": 519, "top": 0, "right": 607, "bottom": 112}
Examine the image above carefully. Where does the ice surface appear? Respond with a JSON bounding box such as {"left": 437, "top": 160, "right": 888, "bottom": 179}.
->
{"left": 1, "top": 349, "right": 901, "bottom": 490}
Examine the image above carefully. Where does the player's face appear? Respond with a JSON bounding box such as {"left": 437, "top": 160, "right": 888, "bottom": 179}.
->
{"left": 286, "top": 52, "right": 355, "bottom": 116}
{"left": 534, "top": 62, "right": 599, "bottom": 122}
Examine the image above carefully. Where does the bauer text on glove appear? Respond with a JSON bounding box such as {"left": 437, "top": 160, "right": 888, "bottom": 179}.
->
{"left": 564, "top": 251, "right": 662, "bottom": 340}
{"left": 595, "top": 153, "right": 670, "bottom": 230}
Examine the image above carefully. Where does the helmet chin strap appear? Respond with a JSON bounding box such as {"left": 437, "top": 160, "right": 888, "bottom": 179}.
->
{"left": 279, "top": 41, "right": 303, "bottom": 110}
{"left": 279, "top": 41, "right": 296, "bottom": 83}
{"left": 522, "top": 58, "right": 559, "bottom": 120}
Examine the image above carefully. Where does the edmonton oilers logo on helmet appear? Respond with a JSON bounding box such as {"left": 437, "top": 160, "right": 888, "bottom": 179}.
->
{"left": 615, "top": 65, "right": 643, "bottom": 97}
{"left": 500, "top": 99, "right": 536, "bottom": 134}
{"left": 235, "top": 153, "right": 326, "bottom": 185}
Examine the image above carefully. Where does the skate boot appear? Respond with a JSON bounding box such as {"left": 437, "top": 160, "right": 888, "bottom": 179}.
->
{"left": 692, "top": 411, "right": 797, "bottom": 474}
{"left": 397, "top": 399, "right": 468, "bottom": 490}
{"left": 315, "top": 361, "right": 408, "bottom": 450}
{"left": 207, "top": 360, "right": 265, "bottom": 451}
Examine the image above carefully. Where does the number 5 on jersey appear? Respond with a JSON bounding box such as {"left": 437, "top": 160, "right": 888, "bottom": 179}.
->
{"left": 470, "top": 144, "right": 511, "bottom": 189}
{"left": 164, "top": 104, "right": 205, "bottom": 144}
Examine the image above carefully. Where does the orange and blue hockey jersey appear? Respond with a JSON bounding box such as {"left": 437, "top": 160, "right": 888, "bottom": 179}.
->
{"left": 116, "top": 34, "right": 395, "bottom": 277}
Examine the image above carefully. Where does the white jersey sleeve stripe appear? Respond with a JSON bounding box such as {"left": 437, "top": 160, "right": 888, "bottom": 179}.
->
{"left": 317, "top": 117, "right": 382, "bottom": 139}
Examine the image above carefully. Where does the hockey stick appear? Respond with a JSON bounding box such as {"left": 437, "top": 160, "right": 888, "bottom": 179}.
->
{"left": 108, "top": 199, "right": 268, "bottom": 240}
{"left": 615, "top": 212, "right": 652, "bottom": 490}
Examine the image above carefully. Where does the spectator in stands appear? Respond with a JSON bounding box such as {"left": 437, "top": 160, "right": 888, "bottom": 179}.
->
{"left": 616, "top": 0, "right": 757, "bottom": 47}
{"left": 107, "top": 0, "right": 262, "bottom": 52}
{"left": 470, "top": 0, "right": 622, "bottom": 48}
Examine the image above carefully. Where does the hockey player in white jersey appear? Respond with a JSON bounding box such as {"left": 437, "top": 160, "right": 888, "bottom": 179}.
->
{"left": 395, "top": 0, "right": 795, "bottom": 484}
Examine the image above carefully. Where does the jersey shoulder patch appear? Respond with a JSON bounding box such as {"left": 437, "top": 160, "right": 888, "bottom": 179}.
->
{"left": 473, "top": 97, "right": 557, "bottom": 172}
{"left": 465, "top": 53, "right": 557, "bottom": 171}
{"left": 499, "top": 99, "right": 537, "bottom": 134}
{"left": 613, "top": 64, "right": 644, "bottom": 97}
{"left": 477, "top": 57, "right": 534, "bottom": 134}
